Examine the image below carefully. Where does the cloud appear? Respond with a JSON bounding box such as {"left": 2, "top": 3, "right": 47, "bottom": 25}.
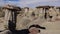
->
{"left": 18, "top": 0, "right": 60, "bottom": 7}
{"left": 0, "top": 0, "right": 19, "bottom": 6}
{"left": 3, "top": 0, "right": 20, "bottom": 1}
{"left": 0, "top": 0, "right": 60, "bottom": 8}
{"left": 19, "top": 0, "right": 59, "bottom": 4}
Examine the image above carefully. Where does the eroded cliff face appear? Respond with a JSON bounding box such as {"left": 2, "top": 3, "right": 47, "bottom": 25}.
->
{"left": 0, "top": 6, "right": 60, "bottom": 34}
{"left": 14, "top": 7, "right": 60, "bottom": 34}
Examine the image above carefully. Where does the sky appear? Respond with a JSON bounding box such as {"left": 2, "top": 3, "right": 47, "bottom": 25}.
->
{"left": 0, "top": 0, "right": 60, "bottom": 8}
